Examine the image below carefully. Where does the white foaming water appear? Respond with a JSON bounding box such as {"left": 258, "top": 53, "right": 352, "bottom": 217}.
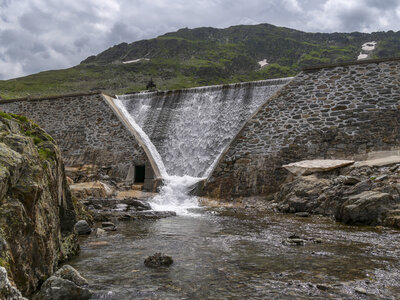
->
{"left": 114, "top": 97, "right": 168, "bottom": 178}
{"left": 114, "top": 96, "right": 201, "bottom": 215}
{"left": 113, "top": 78, "right": 292, "bottom": 215}
{"left": 150, "top": 175, "right": 204, "bottom": 216}
{"left": 99, "top": 181, "right": 113, "bottom": 196}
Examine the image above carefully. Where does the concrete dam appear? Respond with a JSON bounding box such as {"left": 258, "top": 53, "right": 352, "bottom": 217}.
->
{"left": 0, "top": 57, "right": 399, "bottom": 200}
{"left": 114, "top": 78, "right": 291, "bottom": 178}
{"left": 0, "top": 77, "right": 290, "bottom": 192}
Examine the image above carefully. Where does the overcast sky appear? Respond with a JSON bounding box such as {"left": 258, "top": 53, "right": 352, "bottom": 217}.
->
{"left": 0, "top": 0, "right": 399, "bottom": 80}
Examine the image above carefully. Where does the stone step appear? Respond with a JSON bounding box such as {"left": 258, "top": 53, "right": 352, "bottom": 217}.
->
{"left": 385, "top": 216, "right": 400, "bottom": 228}
{"left": 83, "top": 198, "right": 151, "bottom": 211}
{"left": 131, "top": 184, "right": 144, "bottom": 191}
{"left": 387, "top": 209, "right": 400, "bottom": 216}
{"left": 92, "top": 210, "right": 177, "bottom": 222}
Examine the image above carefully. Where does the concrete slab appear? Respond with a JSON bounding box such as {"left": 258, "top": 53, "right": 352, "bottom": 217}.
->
{"left": 116, "top": 190, "right": 156, "bottom": 200}
{"left": 283, "top": 159, "right": 355, "bottom": 176}
{"left": 354, "top": 156, "right": 400, "bottom": 167}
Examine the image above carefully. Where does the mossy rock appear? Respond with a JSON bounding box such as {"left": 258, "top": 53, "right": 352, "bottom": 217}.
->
{"left": 0, "top": 112, "right": 78, "bottom": 296}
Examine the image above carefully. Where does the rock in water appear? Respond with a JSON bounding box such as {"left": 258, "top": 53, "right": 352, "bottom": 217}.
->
{"left": 144, "top": 253, "right": 174, "bottom": 268}
{"left": 101, "top": 221, "right": 117, "bottom": 231}
{"left": 0, "top": 267, "right": 27, "bottom": 300}
{"left": 34, "top": 265, "right": 90, "bottom": 300}
{"left": 53, "top": 265, "right": 88, "bottom": 287}
{"left": 294, "top": 212, "right": 310, "bottom": 217}
{"left": 0, "top": 113, "right": 79, "bottom": 296}
{"left": 33, "top": 277, "right": 91, "bottom": 300}
{"left": 74, "top": 220, "right": 92, "bottom": 235}
{"left": 283, "top": 235, "right": 306, "bottom": 246}
{"left": 340, "top": 191, "right": 395, "bottom": 225}
{"left": 95, "top": 228, "right": 106, "bottom": 237}
{"left": 128, "top": 199, "right": 152, "bottom": 211}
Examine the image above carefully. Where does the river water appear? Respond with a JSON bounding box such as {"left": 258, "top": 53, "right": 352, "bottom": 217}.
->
{"left": 69, "top": 207, "right": 400, "bottom": 299}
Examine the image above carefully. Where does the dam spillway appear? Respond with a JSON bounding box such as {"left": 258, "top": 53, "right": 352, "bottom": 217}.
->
{"left": 114, "top": 78, "right": 291, "bottom": 178}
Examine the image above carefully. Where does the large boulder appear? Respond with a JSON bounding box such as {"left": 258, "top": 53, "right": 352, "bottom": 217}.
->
{"left": 0, "top": 267, "right": 26, "bottom": 300}
{"left": 54, "top": 265, "right": 88, "bottom": 287}
{"left": 144, "top": 253, "right": 173, "bottom": 268}
{"left": 74, "top": 220, "right": 92, "bottom": 235}
{"left": 274, "top": 160, "right": 400, "bottom": 228}
{"left": 33, "top": 277, "right": 91, "bottom": 300}
{"left": 275, "top": 175, "right": 333, "bottom": 214}
{"left": 34, "top": 265, "right": 91, "bottom": 300}
{"left": 0, "top": 113, "right": 78, "bottom": 296}
{"left": 69, "top": 181, "right": 113, "bottom": 200}
{"left": 339, "top": 191, "right": 396, "bottom": 225}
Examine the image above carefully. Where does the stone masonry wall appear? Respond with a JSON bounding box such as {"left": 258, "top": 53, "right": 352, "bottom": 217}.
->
{"left": 0, "top": 93, "right": 149, "bottom": 181}
{"left": 201, "top": 59, "right": 400, "bottom": 199}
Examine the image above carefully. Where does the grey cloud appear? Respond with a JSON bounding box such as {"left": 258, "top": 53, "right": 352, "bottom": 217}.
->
{"left": 31, "top": 42, "right": 46, "bottom": 54}
{"left": 19, "top": 7, "right": 53, "bottom": 34}
{"left": 366, "top": 0, "right": 400, "bottom": 9}
{"left": 0, "top": 0, "right": 400, "bottom": 80}
{"left": 74, "top": 36, "right": 89, "bottom": 49}
{"left": 51, "top": 42, "right": 75, "bottom": 56}
{"left": 336, "top": 5, "right": 377, "bottom": 32}
{"left": 106, "top": 22, "right": 140, "bottom": 46}
{"left": 21, "top": 54, "right": 60, "bottom": 75}
{"left": 0, "top": 29, "right": 19, "bottom": 44}
{"left": 0, "top": 0, "right": 10, "bottom": 8}
{"left": 1, "top": 31, "right": 37, "bottom": 62}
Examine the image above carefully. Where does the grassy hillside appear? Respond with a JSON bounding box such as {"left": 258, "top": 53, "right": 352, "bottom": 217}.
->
{"left": 1, "top": 23, "right": 399, "bottom": 99}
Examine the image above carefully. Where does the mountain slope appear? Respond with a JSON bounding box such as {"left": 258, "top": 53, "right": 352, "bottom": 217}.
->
{"left": 1, "top": 23, "right": 400, "bottom": 99}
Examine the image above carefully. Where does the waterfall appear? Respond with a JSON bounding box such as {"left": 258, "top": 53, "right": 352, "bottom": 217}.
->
{"left": 114, "top": 78, "right": 292, "bottom": 214}
{"left": 117, "top": 78, "right": 291, "bottom": 177}
{"left": 113, "top": 97, "right": 168, "bottom": 178}
{"left": 114, "top": 96, "right": 203, "bottom": 215}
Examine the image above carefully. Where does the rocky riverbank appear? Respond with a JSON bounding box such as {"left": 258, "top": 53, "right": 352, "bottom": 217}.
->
{"left": 0, "top": 112, "right": 79, "bottom": 298}
{"left": 271, "top": 156, "right": 400, "bottom": 228}
{"left": 66, "top": 169, "right": 176, "bottom": 224}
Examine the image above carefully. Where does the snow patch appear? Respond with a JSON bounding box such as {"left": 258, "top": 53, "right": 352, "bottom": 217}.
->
{"left": 122, "top": 58, "right": 150, "bottom": 64}
{"left": 362, "top": 41, "right": 377, "bottom": 52}
{"left": 357, "top": 53, "right": 369, "bottom": 60}
{"left": 258, "top": 59, "right": 268, "bottom": 67}
{"left": 357, "top": 41, "right": 377, "bottom": 60}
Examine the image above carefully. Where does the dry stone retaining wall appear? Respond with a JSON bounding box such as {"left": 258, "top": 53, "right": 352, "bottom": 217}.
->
{"left": 201, "top": 59, "right": 400, "bottom": 199}
{"left": 0, "top": 93, "right": 149, "bottom": 181}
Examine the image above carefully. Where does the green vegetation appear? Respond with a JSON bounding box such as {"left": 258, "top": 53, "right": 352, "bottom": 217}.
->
{"left": 0, "top": 111, "right": 56, "bottom": 160}
{"left": 0, "top": 257, "right": 10, "bottom": 272}
{"left": 0, "top": 23, "right": 399, "bottom": 99}
{"left": 72, "top": 195, "right": 94, "bottom": 224}
{"left": 37, "top": 147, "right": 56, "bottom": 160}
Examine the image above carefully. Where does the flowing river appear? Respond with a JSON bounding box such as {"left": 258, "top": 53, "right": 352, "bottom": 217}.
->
{"left": 69, "top": 207, "right": 400, "bottom": 299}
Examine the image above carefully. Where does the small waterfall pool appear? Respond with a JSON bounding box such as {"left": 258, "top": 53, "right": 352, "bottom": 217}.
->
{"left": 69, "top": 209, "right": 400, "bottom": 299}
{"left": 149, "top": 175, "right": 203, "bottom": 215}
